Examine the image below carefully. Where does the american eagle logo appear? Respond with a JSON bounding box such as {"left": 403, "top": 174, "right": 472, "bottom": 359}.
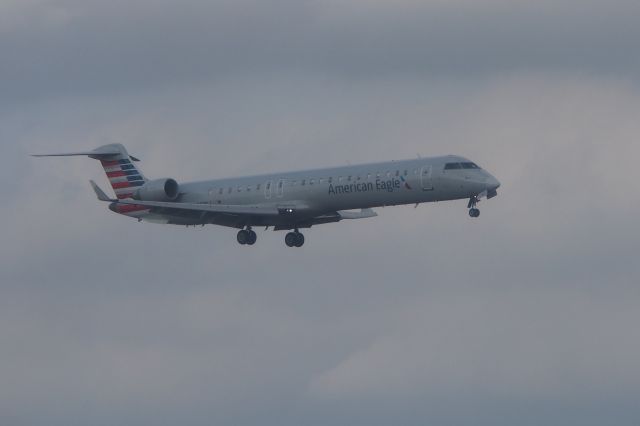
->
{"left": 400, "top": 175, "right": 412, "bottom": 190}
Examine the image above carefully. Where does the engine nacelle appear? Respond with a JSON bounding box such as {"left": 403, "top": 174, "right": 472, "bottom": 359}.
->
{"left": 133, "top": 178, "right": 180, "bottom": 202}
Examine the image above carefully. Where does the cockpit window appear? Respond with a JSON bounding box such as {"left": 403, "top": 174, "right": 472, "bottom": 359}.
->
{"left": 461, "top": 162, "right": 480, "bottom": 169}
{"left": 444, "top": 162, "right": 462, "bottom": 170}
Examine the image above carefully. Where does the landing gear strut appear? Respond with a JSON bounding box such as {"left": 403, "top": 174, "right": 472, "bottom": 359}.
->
{"left": 468, "top": 196, "right": 480, "bottom": 218}
{"left": 285, "top": 230, "right": 305, "bottom": 247}
{"left": 237, "top": 227, "right": 257, "bottom": 245}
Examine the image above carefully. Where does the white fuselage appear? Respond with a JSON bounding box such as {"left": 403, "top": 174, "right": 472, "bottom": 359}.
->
{"left": 132, "top": 155, "right": 500, "bottom": 228}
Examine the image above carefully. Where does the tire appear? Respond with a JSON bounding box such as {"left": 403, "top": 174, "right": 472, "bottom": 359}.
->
{"left": 237, "top": 230, "right": 249, "bottom": 245}
{"left": 294, "top": 232, "right": 305, "bottom": 247}
{"left": 247, "top": 230, "right": 257, "bottom": 245}
{"left": 285, "top": 232, "right": 296, "bottom": 247}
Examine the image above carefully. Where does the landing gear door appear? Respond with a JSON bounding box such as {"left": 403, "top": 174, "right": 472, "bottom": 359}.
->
{"left": 421, "top": 165, "right": 433, "bottom": 190}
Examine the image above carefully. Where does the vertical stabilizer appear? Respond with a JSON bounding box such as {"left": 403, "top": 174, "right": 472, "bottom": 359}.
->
{"left": 96, "top": 144, "right": 147, "bottom": 199}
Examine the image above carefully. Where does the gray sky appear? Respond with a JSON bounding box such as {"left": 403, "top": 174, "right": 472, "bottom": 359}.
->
{"left": 2, "top": 1, "right": 640, "bottom": 425}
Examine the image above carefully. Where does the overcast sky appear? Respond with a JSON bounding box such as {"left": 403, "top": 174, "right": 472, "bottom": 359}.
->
{"left": 2, "top": 1, "right": 640, "bottom": 425}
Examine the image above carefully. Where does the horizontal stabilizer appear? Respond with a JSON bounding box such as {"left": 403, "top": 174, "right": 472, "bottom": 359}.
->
{"left": 33, "top": 151, "right": 120, "bottom": 157}
{"left": 32, "top": 144, "right": 141, "bottom": 161}
{"left": 90, "top": 180, "right": 115, "bottom": 202}
{"left": 338, "top": 208, "right": 378, "bottom": 220}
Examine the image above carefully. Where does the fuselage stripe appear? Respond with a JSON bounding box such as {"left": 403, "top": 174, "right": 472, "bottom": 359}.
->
{"left": 117, "top": 204, "right": 149, "bottom": 213}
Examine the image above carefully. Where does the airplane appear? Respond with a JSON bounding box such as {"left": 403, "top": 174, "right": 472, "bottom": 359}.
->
{"left": 34, "top": 143, "right": 500, "bottom": 247}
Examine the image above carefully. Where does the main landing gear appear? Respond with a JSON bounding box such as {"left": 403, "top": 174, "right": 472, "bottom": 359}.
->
{"left": 285, "top": 230, "right": 305, "bottom": 248}
{"left": 468, "top": 195, "right": 481, "bottom": 218}
{"left": 237, "top": 227, "right": 257, "bottom": 245}
{"left": 236, "top": 227, "right": 305, "bottom": 247}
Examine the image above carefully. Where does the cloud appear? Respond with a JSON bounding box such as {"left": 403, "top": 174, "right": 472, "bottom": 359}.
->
{"left": 309, "top": 287, "right": 640, "bottom": 400}
{"left": 2, "top": 0, "right": 640, "bottom": 105}
{"left": 3, "top": 71, "right": 640, "bottom": 425}
{"left": 2, "top": 2, "right": 640, "bottom": 424}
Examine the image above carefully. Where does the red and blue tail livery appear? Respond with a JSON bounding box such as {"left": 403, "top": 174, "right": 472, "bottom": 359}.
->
{"left": 100, "top": 158, "right": 147, "bottom": 199}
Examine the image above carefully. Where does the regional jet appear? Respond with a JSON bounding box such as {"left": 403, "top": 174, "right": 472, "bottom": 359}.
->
{"left": 34, "top": 144, "right": 500, "bottom": 247}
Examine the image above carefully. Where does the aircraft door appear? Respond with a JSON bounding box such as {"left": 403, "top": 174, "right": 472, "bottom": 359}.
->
{"left": 421, "top": 165, "right": 434, "bottom": 190}
{"left": 265, "top": 180, "right": 272, "bottom": 199}
{"left": 276, "top": 179, "right": 285, "bottom": 198}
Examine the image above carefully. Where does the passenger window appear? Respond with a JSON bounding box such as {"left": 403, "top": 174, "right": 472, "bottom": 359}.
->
{"left": 367, "top": 173, "right": 371, "bottom": 180}
{"left": 301, "top": 180, "right": 305, "bottom": 186}
{"left": 237, "top": 186, "right": 241, "bottom": 192}
{"left": 347, "top": 176, "right": 352, "bottom": 181}
{"left": 227, "top": 187, "right": 232, "bottom": 194}
{"left": 310, "top": 179, "right": 314, "bottom": 185}
{"left": 339, "top": 176, "right": 343, "bottom": 182}
{"left": 256, "top": 184, "right": 261, "bottom": 190}
{"left": 218, "top": 188, "right": 223, "bottom": 195}
{"left": 386, "top": 171, "right": 391, "bottom": 177}
{"left": 319, "top": 178, "right": 324, "bottom": 184}
{"left": 328, "top": 177, "right": 333, "bottom": 183}
{"left": 404, "top": 170, "right": 408, "bottom": 176}
{"left": 395, "top": 170, "right": 399, "bottom": 176}
{"left": 444, "top": 163, "right": 462, "bottom": 170}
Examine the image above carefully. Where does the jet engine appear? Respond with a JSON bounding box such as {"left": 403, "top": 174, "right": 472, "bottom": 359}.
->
{"left": 133, "top": 178, "right": 180, "bottom": 202}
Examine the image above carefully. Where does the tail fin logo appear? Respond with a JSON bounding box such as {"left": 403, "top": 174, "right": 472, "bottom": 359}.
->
{"left": 101, "top": 158, "right": 147, "bottom": 199}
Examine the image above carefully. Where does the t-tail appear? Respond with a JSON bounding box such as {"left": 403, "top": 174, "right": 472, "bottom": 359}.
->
{"left": 33, "top": 143, "right": 148, "bottom": 199}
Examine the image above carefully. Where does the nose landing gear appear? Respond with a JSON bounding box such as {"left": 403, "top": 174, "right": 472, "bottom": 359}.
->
{"left": 285, "top": 230, "right": 305, "bottom": 247}
{"left": 237, "top": 227, "right": 257, "bottom": 245}
{"left": 468, "top": 195, "right": 481, "bottom": 218}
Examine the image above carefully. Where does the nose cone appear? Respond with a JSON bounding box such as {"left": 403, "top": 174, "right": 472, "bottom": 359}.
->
{"left": 486, "top": 174, "right": 500, "bottom": 199}
{"left": 488, "top": 175, "right": 500, "bottom": 190}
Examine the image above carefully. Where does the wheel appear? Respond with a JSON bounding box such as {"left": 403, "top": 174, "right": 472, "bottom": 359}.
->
{"left": 285, "top": 232, "right": 297, "bottom": 247}
{"left": 246, "top": 230, "right": 257, "bottom": 245}
{"left": 294, "top": 232, "right": 304, "bottom": 247}
{"left": 469, "top": 208, "right": 480, "bottom": 218}
{"left": 237, "top": 229, "right": 250, "bottom": 245}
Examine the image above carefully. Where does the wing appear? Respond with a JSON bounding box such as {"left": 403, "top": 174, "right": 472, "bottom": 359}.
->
{"left": 90, "top": 181, "right": 376, "bottom": 224}
{"left": 117, "top": 198, "right": 283, "bottom": 216}
{"left": 90, "top": 180, "right": 294, "bottom": 216}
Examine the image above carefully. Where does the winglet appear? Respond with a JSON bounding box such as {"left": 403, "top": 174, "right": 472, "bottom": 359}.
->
{"left": 90, "top": 180, "right": 115, "bottom": 202}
